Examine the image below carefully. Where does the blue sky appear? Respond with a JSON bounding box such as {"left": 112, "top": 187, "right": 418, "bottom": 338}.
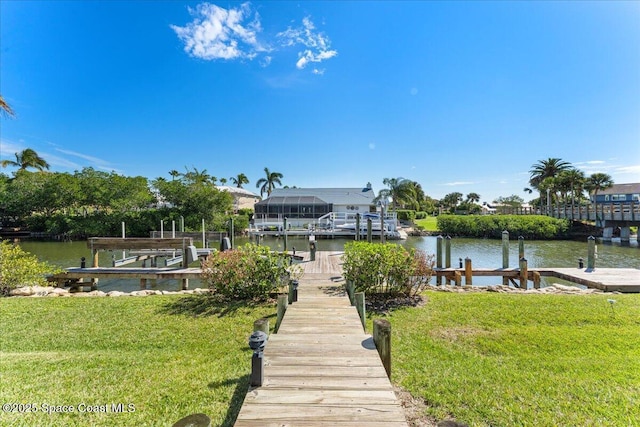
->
{"left": 1, "top": 1, "right": 639, "bottom": 203}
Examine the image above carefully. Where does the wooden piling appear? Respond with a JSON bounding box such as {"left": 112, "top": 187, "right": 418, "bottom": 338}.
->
{"left": 275, "top": 294, "right": 288, "bottom": 333}
{"left": 445, "top": 236, "right": 452, "bottom": 285}
{"left": 288, "top": 280, "right": 294, "bottom": 304}
{"left": 464, "top": 258, "right": 472, "bottom": 286}
{"left": 346, "top": 281, "right": 355, "bottom": 305}
{"left": 367, "top": 219, "right": 372, "bottom": 243}
{"left": 533, "top": 271, "right": 541, "bottom": 289}
{"left": 518, "top": 236, "right": 524, "bottom": 260}
{"left": 454, "top": 270, "right": 462, "bottom": 286}
{"left": 502, "top": 230, "right": 509, "bottom": 286}
{"left": 355, "top": 292, "right": 366, "bottom": 331}
{"left": 373, "top": 319, "right": 391, "bottom": 379}
{"left": 436, "top": 235, "right": 443, "bottom": 286}
{"left": 587, "top": 236, "right": 596, "bottom": 270}
{"left": 519, "top": 258, "right": 528, "bottom": 290}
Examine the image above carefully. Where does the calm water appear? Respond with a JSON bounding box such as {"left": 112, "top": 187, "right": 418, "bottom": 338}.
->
{"left": 16, "top": 236, "right": 640, "bottom": 291}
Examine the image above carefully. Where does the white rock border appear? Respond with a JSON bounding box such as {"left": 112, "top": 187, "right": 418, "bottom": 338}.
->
{"left": 427, "top": 283, "right": 618, "bottom": 295}
{"left": 8, "top": 285, "right": 214, "bottom": 298}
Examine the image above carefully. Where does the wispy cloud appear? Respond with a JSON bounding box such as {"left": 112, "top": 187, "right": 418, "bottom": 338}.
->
{"left": 171, "top": 3, "right": 337, "bottom": 74}
{"left": 368, "top": 143, "right": 376, "bottom": 150}
{"left": 278, "top": 17, "right": 338, "bottom": 70}
{"left": 171, "top": 3, "right": 265, "bottom": 61}
{"left": 442, "top": 181, "right": 475, "bottom": 186}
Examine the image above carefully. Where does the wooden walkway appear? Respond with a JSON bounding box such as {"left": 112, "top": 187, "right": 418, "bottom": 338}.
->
{"left": 234, "top": 252, "right": 408, "bottom": 426}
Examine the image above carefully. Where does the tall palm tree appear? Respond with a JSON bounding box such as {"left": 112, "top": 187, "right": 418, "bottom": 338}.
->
{"left": 231, "top": 173, "right": 249, "bottom": 188}
{"left": 0, "top": 94, "right": 15, "bottom": 117}
{"left": 256, "top": 167, "right": 283, "bottom": 197}
{"left": 1, "top": 148, "right": 50, "bottom": 171}
{"left": 529, "top": 158, "right": 571, "bottom": 211}
{"left": 169, "top": 170, "right": 180, "bottom": 181}
{"left": 585, "top": 173, "right": 613, "bottom": 222}
{"left": 376, "top": 178, "right": 416, "bottom": 211}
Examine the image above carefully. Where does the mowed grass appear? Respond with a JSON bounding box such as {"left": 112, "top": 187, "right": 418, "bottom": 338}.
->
{"left": 0, "top": 296, "right": 274, "bottom": 427}
{"left": 415, "top": 216, "right": 439, "bottom": 231}
{"left": 384, "top": 291, "right": 640, "bottom": 426}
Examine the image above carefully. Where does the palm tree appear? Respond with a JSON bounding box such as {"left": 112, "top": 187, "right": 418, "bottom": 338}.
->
{"left": 219, "top": 178, "right": 227, "bottom": 185}
{"left": 557, "top": 168, "right": 586, "bottom": 209}
{"left": 529, "top": 158, "right": 571, "bottom": 211}
{"left": 181, "top": 167, "right": 211, "bottom": 184}
{"left": 1, "top": 148, "right": 50, "bottom": 171}
{"left": 0, "top": 94, "right": 15, "bottom": 118}
{"left": 375, "top": 178, "right": 416, "bottom": 211}
{"left": 585, "top": 173, "right": 613, "bottom": 222}
{"left": 256, "top": 167, "right": 283, "bottom": 197}
{"left": 466, "top": 192, "right": 481, "bottom": 204}
{"left": 169, "top": 170, "right": 180, "bottom": 181}
{"left": 231, "top": 173, "right": 249, "bottom": 188}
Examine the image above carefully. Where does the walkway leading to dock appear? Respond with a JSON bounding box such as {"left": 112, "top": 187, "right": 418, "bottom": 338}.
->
{"left": 234, "top": 252, "right": 408, "bottom": 427}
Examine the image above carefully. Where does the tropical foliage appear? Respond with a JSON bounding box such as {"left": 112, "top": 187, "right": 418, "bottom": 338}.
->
{"left": 342, "top": 241, "right": 434, "bottom": 296}
{"left": 256, "top": 167, "right": 283, "bottom": 197}
{"left": 201, "top": 244, "right": 289, "bottom": 300}
{"left": 0, "top": 241, "right": 62, "bottom": 294}
{"left": 1, "top": 148, "right": 50, "bottom": 171}
{"left": 437, "top": 214, "right": 570, "bottom": 239}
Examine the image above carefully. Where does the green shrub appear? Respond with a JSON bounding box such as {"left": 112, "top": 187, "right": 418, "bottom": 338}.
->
{"left": 201, "top": 243, "right": 288, "bottom": 300}
{"left": 415, "top": 211, "right": 427, "bottom": 220}
{"left": 437, "top": 214, "right": 569, "bottom": 239}
{"left": 342, "top": 241, "right": 434, "bottom": 297}
{"left": 396, "top": 210, "right": 416, "bottom": 222}
{"left": 0, "top": 241, "right": 63, "bottom": 295}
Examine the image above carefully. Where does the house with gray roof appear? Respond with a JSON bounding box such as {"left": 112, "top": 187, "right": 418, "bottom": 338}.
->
{"left": 254, "top": 185, "right": 378, "bottom": 227}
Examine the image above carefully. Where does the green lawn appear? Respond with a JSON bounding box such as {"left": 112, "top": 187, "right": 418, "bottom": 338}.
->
{"left": 381, "top": 291, "right": 640, "bottom": 426}
{"left": 415, "top": 216, "right": 439, "bottom": 231}
{"left": 0, "top": 296, "right": 274, "bottom": 427}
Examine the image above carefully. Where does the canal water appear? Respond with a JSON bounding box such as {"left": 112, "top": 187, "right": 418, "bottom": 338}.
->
{"left": 16, "top": 236, "right": 640, "bottom": 292}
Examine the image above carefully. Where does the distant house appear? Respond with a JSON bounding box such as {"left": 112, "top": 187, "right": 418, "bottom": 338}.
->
{"left": 216, "top": 186, "right": 261, "bottom": 212}
{"left": 592, "top": 183, "right": 640, "bottom": 203}
{"left": 254, "top": 185, "right": 377, "bottom": 226}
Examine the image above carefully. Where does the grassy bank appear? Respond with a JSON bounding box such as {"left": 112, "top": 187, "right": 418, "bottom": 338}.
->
{"left": 415, "top": 216, "right": 439, "bottom": 232}
{"left": 0, "top": 296, "right": 274, "bottom": 427}
{"left": 382, "top": 291, "right": 640, "bottom": 426}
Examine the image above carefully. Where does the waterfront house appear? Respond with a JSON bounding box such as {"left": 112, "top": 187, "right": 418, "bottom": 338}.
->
{"left": 254, "top": 185, "right": 378, "bottom": 227}
{"left": 216, "top": 186, "right": 261, "bottom": 212}
{"left": 592, "top": 183, "right": 640, "bottom": 203}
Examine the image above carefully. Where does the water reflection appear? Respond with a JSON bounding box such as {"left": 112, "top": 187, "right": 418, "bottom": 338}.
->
{"left": 15, "top": 236, "right": 639, "bottom": 291}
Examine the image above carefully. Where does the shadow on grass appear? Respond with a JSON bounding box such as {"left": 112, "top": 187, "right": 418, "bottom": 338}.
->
{"left": 208, "top": 374, "right": 250, "bottom": 427}
{"left": 159, "top": 295, "right": 265, "bottom": 318}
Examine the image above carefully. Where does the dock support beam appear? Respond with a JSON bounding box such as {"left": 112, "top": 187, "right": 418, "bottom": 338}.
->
{"left": 373, "top": 319, "right": 391, "bottom": 379}
{"left": 502, "top": 230, "right": 509, "bottom": 286}
{"left": 519, "top": 258, "right": 528, "bottom": 290}
{"left": 355, "top": 292, "right": 366, "bottom": 331}
{"left": 436, "top": 236, "right": 443, "bottom": 286}
{"left": 464, "top": 258, "right": 472, "bottom": 286}
{"left": 275, "top": 295, "right": 287, "bottom": 333}
{"left": 445, "top": 236, "right": 451, "bottom": 269}
{"left": 587, "top": 236, "right": 596, "bottom": 270}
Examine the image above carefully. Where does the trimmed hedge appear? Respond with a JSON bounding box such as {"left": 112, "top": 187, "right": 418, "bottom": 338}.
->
{"left": 436, "top": 214, "right": 570, "bottom": 239}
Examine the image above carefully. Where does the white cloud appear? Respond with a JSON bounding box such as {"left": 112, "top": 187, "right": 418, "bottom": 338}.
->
{"left": 278, "top": 16, "right": 337, "bottom": 71}
{"left": 368, "top": 143, "right": 376, "bottom": 150}
{"left": 443, "top": 181, "right": 475, "bottom": 186}
{"left": 171, "top": 2, "right": 265, "bottom": 61}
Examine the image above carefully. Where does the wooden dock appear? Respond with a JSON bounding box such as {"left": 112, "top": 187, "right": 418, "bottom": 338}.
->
{"left": 434, "top": 267, "right": 640, "bottom": 293}
{"left": 234, "top": 252, "right": 408, "bottom": 426}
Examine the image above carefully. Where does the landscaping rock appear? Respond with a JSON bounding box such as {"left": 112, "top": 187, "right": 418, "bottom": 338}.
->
{"left": 107, "top": 291, "right": 127, "bottom": 297}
